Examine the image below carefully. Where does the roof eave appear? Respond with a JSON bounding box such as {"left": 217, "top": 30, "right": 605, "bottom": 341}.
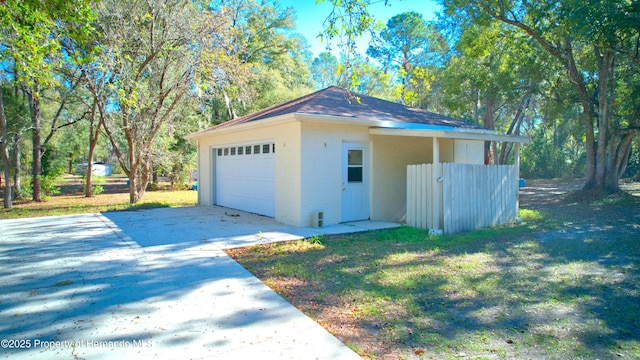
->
{"left": 294, "top": 113, "right": 489, "bottom": 132}
{"left": 294, "top": 113, "right": 389, "bottom": 126}
{"left": 369, "top": 127, "right": 530, "bottom": 143}
{"left": 185, "top": 113, "right": 297, "bottom": 140}
{"left": 185, "top": 112, "right": 528, "bottom": 144}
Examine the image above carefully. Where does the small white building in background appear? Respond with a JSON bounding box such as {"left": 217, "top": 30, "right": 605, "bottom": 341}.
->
{"left": 76, "top": 162, "right": 112, "bottom": 177}
{"left": 186, "top": 87, "right": 528, "bottom": 233}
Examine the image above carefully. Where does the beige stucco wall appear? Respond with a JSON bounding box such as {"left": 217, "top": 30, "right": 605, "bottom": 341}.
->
{"left": 193, "top": 116, "right": 491, "bottom": 227}
{"left": 195, "top": 119, "right": 303, "bottom": 226}
{"left": 439, "top": 138, "right": 454, "bottom": 163}
{"left": 299, "top": 121, "right": 370, "bottom": 227}
{"left": 370, "top": 135, "right": 435, "bottom": 222}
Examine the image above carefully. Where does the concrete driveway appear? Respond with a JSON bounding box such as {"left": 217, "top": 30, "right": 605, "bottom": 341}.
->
{"left": 0, "top": 206, "right": 398, "bottom": 359}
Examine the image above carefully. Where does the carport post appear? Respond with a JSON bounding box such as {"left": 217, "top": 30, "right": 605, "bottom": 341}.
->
{"left": 433, "top": 136, "right": 441, "bottom": 231}
{"left": 515, "top": 142, "right": 521, "bottom": 211}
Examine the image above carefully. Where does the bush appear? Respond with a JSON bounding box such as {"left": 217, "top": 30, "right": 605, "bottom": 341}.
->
{"left": 520, "top": 130, "right": 585, "bottom": 179}
{"left": 79, "top": 175, "right": 106, "bottom": 195}
{"left": 40, "top": 165, "right": 64, "bottom": 196}
{"left": 90, "top": 176, "right": 106, "bottom": 195}
{"left": 17, "top": 176, "right": 32, "bottom": 200}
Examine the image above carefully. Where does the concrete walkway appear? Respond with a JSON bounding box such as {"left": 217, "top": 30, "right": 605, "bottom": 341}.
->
{"left": 0, "top": 207, "right": 399, "bottom": 359}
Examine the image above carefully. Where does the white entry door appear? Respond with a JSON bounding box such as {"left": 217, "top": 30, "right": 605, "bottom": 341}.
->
{"left": 342, "top": 142, "right": 369, "bottom": 222}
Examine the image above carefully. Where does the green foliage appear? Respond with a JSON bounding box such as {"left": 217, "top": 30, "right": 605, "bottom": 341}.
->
{"left": 39, "top": 165, "right": 63, "bottom": 196}
{"left": 200, "top": 0, "right": 314, "bottom": 122}
{"left": 82, "top": 175, "right": 105, "bottom": 195}
{"left": 0, "top": 0, "right": 95, "bottom": 87}
{"left": 366, "top": 11, "right": 447, "bottom": 106}
{"left": 307, "top": 235, "right": 324, "bottom": 245}
{"left": 311, "top": 52, "right": 340, "bottom": 89}
{"left": 18, "top": 176, "right": 33, "bottom": 200}
{"left": 39, "top": 144, "right": 65, "bottom": 196}
{"left": 521, "top": 128, "right": 585, "bottom": 179}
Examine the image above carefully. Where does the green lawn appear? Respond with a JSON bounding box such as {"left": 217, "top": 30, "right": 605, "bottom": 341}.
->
{"left": 0, "top": 190, "right": 197, "bottom": 219}
{"left": 227, "top": 208, "right": 640, "bottom": 359}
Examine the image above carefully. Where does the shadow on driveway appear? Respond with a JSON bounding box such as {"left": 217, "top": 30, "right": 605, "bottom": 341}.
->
{"left": 0, "top": 210, "right": 361, "bottom": 359}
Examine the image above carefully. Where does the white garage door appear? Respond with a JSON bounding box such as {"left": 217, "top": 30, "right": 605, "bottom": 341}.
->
{"left": 215, "top": 143, "right": 275, "bottom": 217}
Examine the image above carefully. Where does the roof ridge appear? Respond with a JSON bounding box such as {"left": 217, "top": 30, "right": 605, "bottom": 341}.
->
{"left": 189, "top": 86, "right": 486, "bottom": 137}
{"left": 212, "top": 87, "right": 337, "bottom": 130}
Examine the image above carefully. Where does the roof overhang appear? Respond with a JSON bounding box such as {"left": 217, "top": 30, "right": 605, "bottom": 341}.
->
{"left": 186, "top": 112, "right": 529, "bottom": 144}
{"left": 369, "top": 127, "right": 530, "bottom": 143}
{"left": 185, "top": 113, "right": 297, "bottom": 140}
{"left": 185, "top": 113, "right": 387, "bottom": 140}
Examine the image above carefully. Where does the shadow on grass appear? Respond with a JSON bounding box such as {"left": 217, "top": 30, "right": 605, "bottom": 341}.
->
{"left": 126, "top": 202, "right": 171, "bottom": 211}
{"left": 231, "top": 222, "right": 640, "bottom": 359}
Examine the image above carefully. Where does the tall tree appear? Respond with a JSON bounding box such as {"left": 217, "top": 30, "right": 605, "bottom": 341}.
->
{"left": 439, "top": 21, "right": 549, "bottom": 164}
{"left": 311, "top": 52, "right": 341, "bottom": 89}
{"left": 325, "top": 0, "right": 640, "bottom": 192}
{"left": 366, "top": 11, "right": 447, "bottom": 105}
{"left": 93, "top": 0, "right": 227, "bottom": 203}
{"left": 204, "top": 0, "right": 313, "bottom": 121}
{"left": 0, "top": 0, "right": 94, "bottom": 202}
{"left": 443, "top": 0, "right": 640, "bottom": 193}
{"left": 0, "top": 88, "right": 10, "bottom": 208}
{"left": 0, "top": 86, "right": 31, "bottom": 203}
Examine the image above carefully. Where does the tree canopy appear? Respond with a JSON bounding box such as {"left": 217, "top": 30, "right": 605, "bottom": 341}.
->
{"left": 1, "top": 0, "right": 639, "bottom": 209}
{"left": 321, "top": 0, "right": 640, "bottom": 193}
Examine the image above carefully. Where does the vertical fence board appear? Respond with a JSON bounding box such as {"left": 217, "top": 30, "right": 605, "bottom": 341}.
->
{"left": 407, "top": 165, "right": 414, "bottom": 228}
{"left": 420, "top": 164, "right": 433, "bottom": 229}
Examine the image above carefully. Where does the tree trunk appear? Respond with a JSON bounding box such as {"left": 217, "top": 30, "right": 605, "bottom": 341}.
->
{"left": 28, "top": 83, "right": 42, "bottom": 202}
{"left": 615, "top": 133, "right": 634, "bottom": 181}
{"left": 128, "top": 163, "right": 150, "bottom": 204}
{"left": 13, "top": 132, "right": 22, "bottom": 199}
{"left": 0, "top": 87, "right": 12, "bottom": 209}
{"left": 560, "top": 38, "right": 597, "bottom": 191}
{"left": 483, "top": 96, "right": 495, "bottom": 164}
{"left": 85, "top": 100, "right": 102, "bottom": 197}
{"left": 636, "top": 135, "right": 640, "bottom": 182}
{"left": 499, "top": 92, "right": 531, "bottom": 165}
{"left": 2, "top": 166, "right": 10, "bottom": 209}
{"left": 479, "top": 11, "right": 636, "bottom": 194}
{"left": 594, "top": 48, "right": 614, "bottom": 189}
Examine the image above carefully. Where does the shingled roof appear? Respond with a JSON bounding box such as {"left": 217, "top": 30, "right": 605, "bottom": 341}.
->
{"left": 207, "top": 86, "right": 484, "bottom": 131}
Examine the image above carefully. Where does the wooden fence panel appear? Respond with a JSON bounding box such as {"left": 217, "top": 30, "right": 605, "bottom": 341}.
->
{"left": 407, "top": 163, "right": 518, "bottom": 234}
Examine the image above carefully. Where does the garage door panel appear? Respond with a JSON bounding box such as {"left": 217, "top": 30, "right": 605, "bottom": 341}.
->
{"left": 215, "top": 144, "right": 275, "bottom": 217}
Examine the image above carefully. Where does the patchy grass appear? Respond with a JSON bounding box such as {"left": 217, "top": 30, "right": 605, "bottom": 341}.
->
{"left": 227, "top": 209, "right": 640, "bottom": 359}
{"left": 0, "top": 190, "right": 197, "bottom": 219}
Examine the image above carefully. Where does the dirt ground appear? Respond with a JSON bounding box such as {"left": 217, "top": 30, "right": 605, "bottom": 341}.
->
{"left": 520, "top": 178, "right": 640, "bottom": 234}
{"left": 57, "top": 175, "right": 131, "bottom": 195}
{"left": 229, "top": 178, "right": 640, "bottom": 359}
{"left": 56, "top": 174, "right": 177, "bottom": 195}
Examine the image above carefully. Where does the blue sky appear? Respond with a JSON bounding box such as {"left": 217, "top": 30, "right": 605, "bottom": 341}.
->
{"left": 278, "top": 0, "right": 441, "bottom": 57}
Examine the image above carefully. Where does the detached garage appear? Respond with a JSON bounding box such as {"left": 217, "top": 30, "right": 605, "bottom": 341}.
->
{"left": 214, "top": 142, "right": 275, "bottom": 217}
{"left": 187, "top": 86, "right": 528, "bottom": 232}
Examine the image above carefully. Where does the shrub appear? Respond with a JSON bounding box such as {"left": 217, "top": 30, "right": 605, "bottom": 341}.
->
{"left": 40, "top": 165, "right": 64, "bottom": 196}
